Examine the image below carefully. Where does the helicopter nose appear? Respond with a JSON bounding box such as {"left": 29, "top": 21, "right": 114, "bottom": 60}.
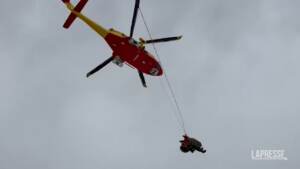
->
{"left": 150, "top": 68, "right": 159, "bottom": 76}
{"left": 149, "top": 64, "right": 163, "bottom": 76}
{"left": 157, "top": 64, "right": 163, "bottom": 76}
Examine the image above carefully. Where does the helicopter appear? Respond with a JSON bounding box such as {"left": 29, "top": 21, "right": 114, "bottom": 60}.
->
{"left": 61, "top": 1, "right": 207, "bottom": 154}
{"left": 61, "top": 0, "right": 182, "bottom": 87}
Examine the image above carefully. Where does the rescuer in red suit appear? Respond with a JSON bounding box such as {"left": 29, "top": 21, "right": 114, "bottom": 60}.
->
{"left": 180, "top": 135, "right": 206, "bottom": 153}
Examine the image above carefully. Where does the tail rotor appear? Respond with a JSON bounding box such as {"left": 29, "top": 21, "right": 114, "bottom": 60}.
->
{"left": 62, "top": 0, "right": 89, "bottom": 29}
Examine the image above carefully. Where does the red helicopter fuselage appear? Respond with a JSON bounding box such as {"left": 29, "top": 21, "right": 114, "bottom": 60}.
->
{"left": 105, "top": 30, "right": 163, "bottom": 76}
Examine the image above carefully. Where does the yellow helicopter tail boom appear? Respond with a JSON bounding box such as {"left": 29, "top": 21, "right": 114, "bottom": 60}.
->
{"left": 62, "top": 0, "right": 109, "bottom": 38}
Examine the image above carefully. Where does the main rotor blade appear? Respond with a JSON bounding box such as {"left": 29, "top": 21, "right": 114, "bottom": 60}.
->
{"left": 138, "top": 71, "right": 147, "bottom": 88}
{"left": 86, "top": 56, "right": 114, "bottom": 78}
{"left": 144, "top": 36, "right": 182, "bottom": 44}
{"left": 130, "top": 0, "right": 140, "bottom": 38}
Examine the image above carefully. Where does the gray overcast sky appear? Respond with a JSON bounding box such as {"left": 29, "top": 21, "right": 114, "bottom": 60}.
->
{"left": 0, "top": 0, "right": 299, "bottom": 168}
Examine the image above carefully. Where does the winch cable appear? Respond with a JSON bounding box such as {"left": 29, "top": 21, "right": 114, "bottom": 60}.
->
{"left": 139, "top": 8, "right": 187, "bottom": 135}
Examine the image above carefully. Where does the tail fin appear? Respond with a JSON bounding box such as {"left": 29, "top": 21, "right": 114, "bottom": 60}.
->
{"left": 62, "top": 0, "right": 88, "bottom": 29}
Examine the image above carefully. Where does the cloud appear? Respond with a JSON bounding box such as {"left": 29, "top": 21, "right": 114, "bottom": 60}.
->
{"left": 0, "top": 0, "right": 299, "bottom": 169}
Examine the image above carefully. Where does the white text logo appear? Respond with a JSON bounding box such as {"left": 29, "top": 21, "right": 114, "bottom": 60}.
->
{"left": 251, "top": 149, "right": 288, "bottom": 160}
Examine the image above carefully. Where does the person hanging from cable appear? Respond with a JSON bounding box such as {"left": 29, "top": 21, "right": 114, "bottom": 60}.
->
{"left": 138, "top": 5, "right": 207, "bottom": 154}
{"left": 180, "top": 135, "right": 206, "bottom": 153}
